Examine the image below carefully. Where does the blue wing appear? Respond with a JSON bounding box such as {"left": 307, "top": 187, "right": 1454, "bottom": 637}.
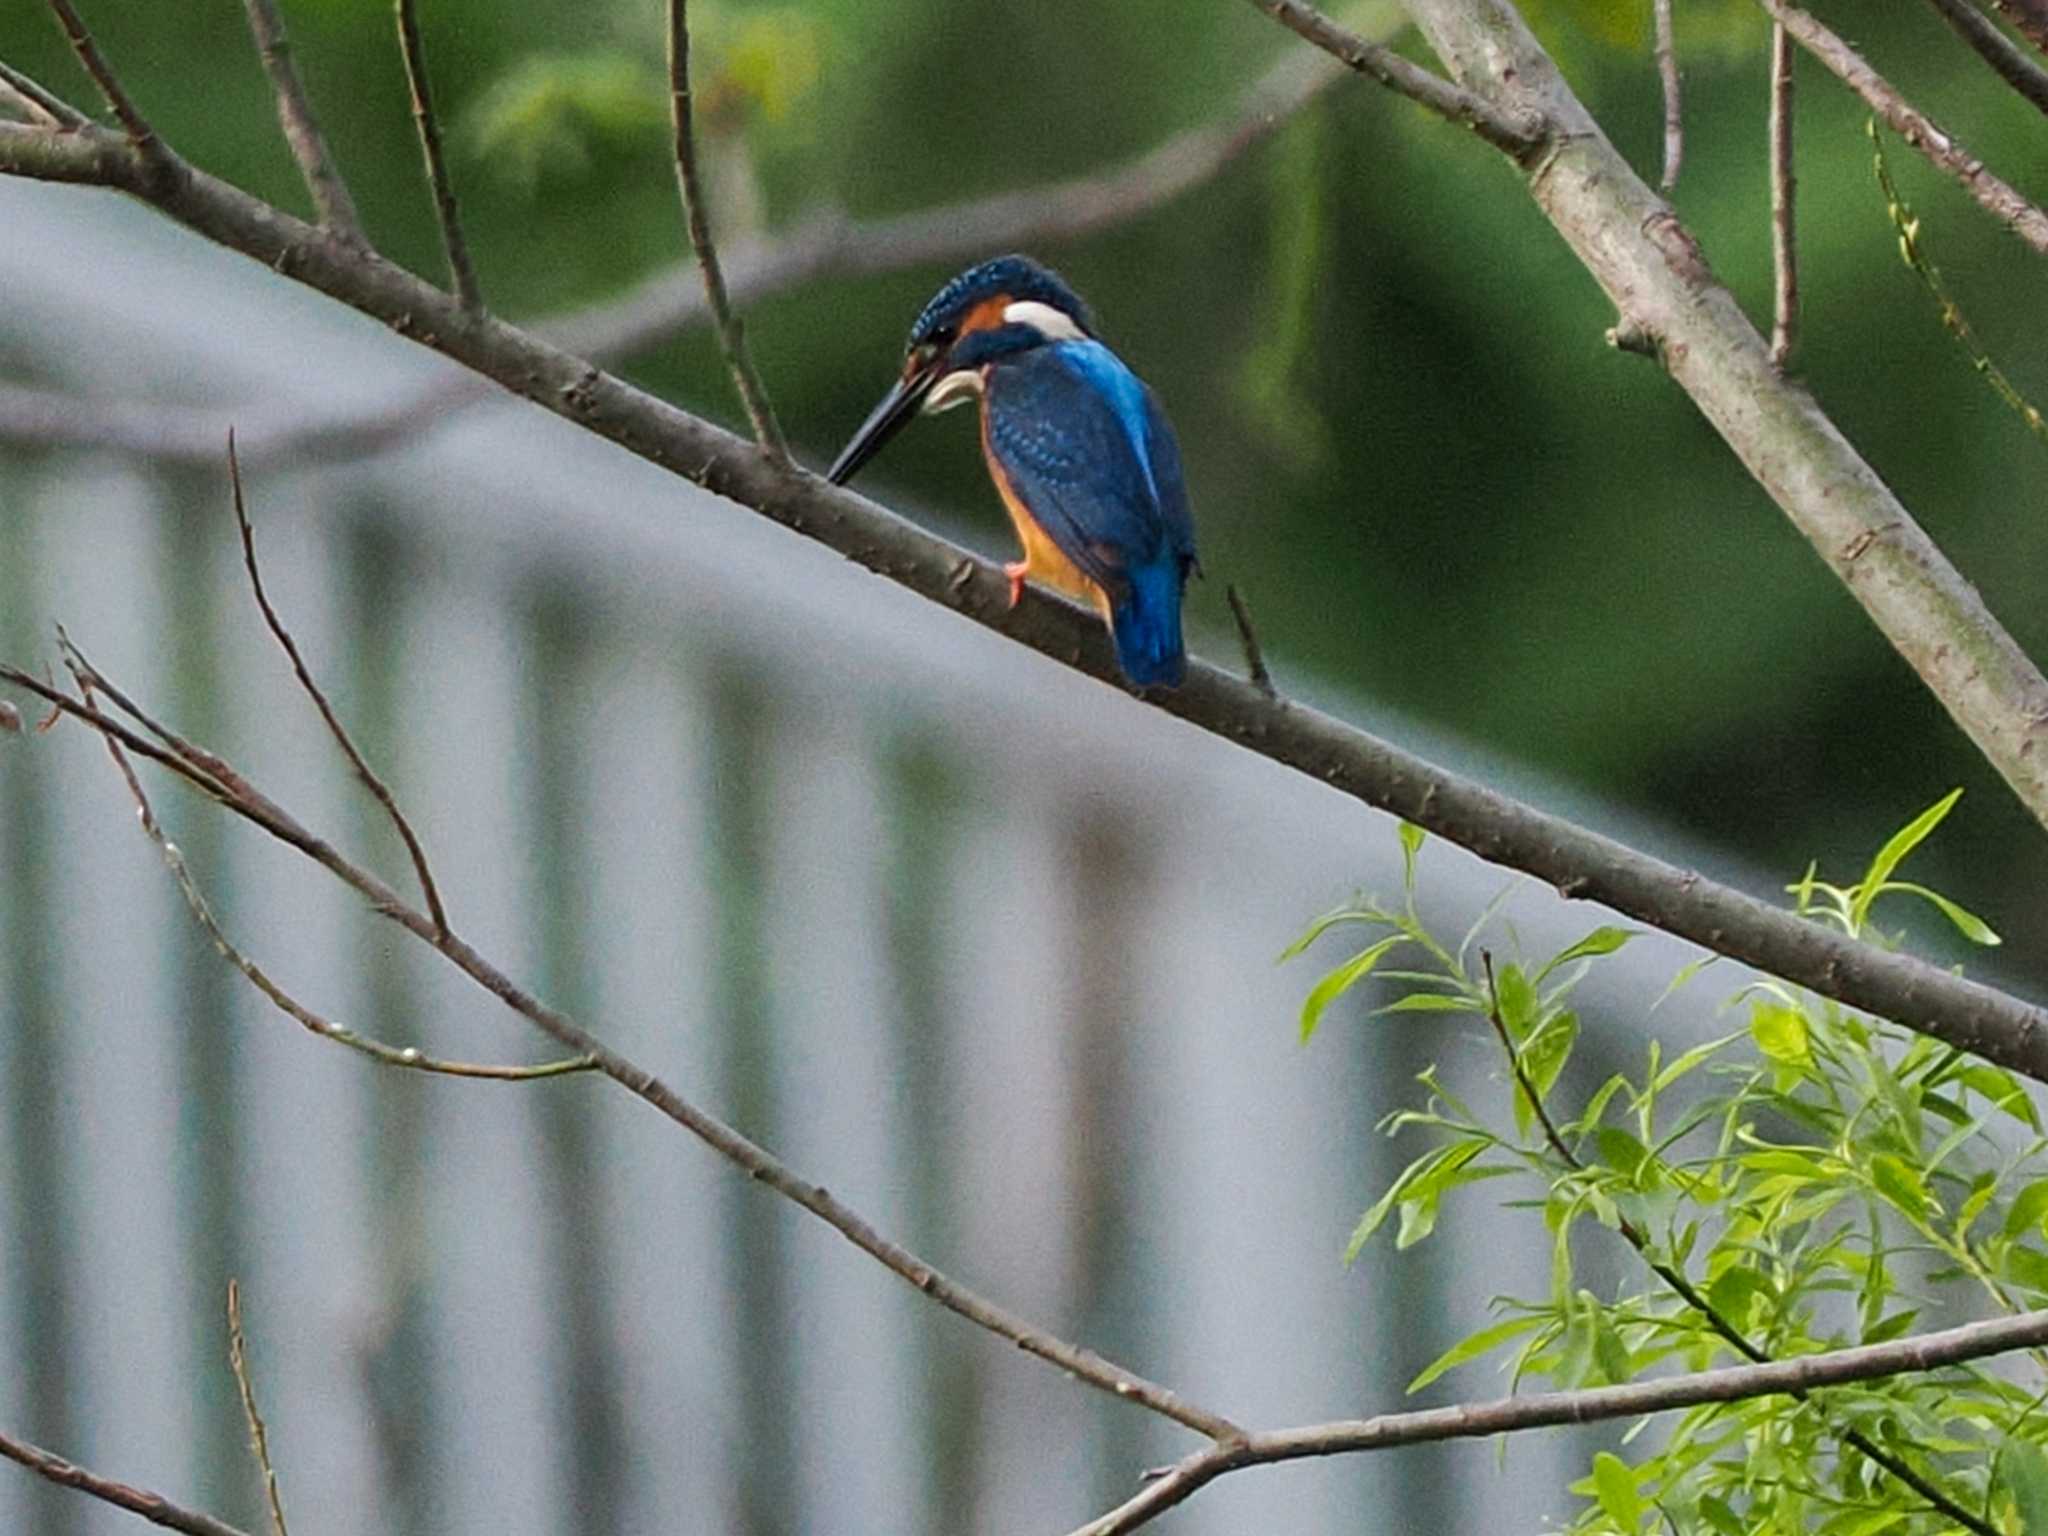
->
{"left": 982, "top": 340, "right": 1195, "bottom": 596}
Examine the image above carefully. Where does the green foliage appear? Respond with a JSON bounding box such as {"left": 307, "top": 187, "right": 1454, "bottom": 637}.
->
{"left": 1291, "top": 806, "right": 2043, "bottom": 1533}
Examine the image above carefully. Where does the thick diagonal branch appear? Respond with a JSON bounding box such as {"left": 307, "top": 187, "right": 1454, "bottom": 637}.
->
{"left": 3, "top": 117, "right": 2046, "bottom": 1086}
{"left": 1342, "top": 0, "right": 2048, "bottom": 837}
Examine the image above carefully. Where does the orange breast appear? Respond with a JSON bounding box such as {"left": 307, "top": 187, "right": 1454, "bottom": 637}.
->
{"left": 979, "top": 419, "right": 1107, "bottom": 615}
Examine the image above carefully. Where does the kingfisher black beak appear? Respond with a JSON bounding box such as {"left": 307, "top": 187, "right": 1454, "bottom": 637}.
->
{"left": 826, "top": 358, "right": 940, "bottom": 486}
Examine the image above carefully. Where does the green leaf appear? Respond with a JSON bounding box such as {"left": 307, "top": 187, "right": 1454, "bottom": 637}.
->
{"left": 1861, "top": 1307, "right": 1920, "bottom": 1345}
{"left": 1299, "top": 935, "right": 1404, "bottom": 1042}
{"left": 1961, "top": 1064, "right": 2041, "bottom": 1131}
{"left": 1515, "top": 1011, "right": 1579, "bottom": 1139}
{"left": 1591, "top": 1308, "right": 1631, "bottom": 1383}
{"left": 1398, "top": 820, "right": 1424, "bottom": 893}
{"left": 1496, "top": 963, "right": 1537, "bottom": 1038}
{"left": 1373, "top": 992, "right": 1480, "bottom": 1016}
{"left": 1653, "top": 953, "right": 1719, "bottom": 1009}
{"left": 1869, "top": 1153, "right": 1932, "bottom": 1225}
{"left": 1406, "top": 1315, "right": 1544, "bottom": 1393}
{"left": 1750, "top": 1002, "right": 1811, "bottom": 1068}
{"left": 1849, "top": 788, "right": 1962, "bottom": 933}
{"left": 2004, "top": 1441, "right": 2048, "bottom": 1536}
{"left": 1590, "top": 1451, "right": 1642, "bottom": 1531}
{"left": 1881, "top": 880, "right": 2002, "bottom": 946}
{"left": 2005, "top": 1178, "right": 2048, "bottom": 1242}
{"left": 1278, "top": 902, "right": 1376, "bottom": 962}
{"left": 1534, "top": 925, "right": 1636, "bottom": 984}
{"left": 1696, "top": 1495, "right": 1744, "bottom": 1536}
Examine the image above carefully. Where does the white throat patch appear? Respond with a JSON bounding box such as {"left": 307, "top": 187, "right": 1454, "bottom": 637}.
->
{"left": 923, "top": 368, "right": 983, "bottom": 414}
{"left": 1002, "top": 300, "right": 1087, "bottom": 342}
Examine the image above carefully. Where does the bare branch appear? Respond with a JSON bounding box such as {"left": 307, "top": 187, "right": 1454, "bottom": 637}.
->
{"left": 0, "top": 59, "right": 86, "bottom": 128}
{"left": 4, "top": 119, "right": 2048, "bottom": 1086}
{"left": 0, "top": 1427, "right": 253, "bottom": 1536}
{"left": 241, "top": 0, "right": 366, "bottom": 241}
{"left": 1070, "top": 1309, "right": 2048, "bottom": 1535}
{"left": 1764, "top": 0, "right": 2048, "bottom": 257}
{"left": 1351, "top": 0, "right": 2048, "bottom": 836}
{"left": 0, "top": 655, "right": 1245, "bottom": 1446}
{"left": 0, "top": 45, "right": 1348, "bottom": 468}
{"left": 1769, "top": 20, "right": 1797, "bottom": 370}
{"left": 1926, "top": 0, "right": 2048, "bottom": 115}
{"left": 73, "top": 658, "right": 591, "bottom": 1080}
{"left": 1225, "top": 584, "right": 1276, "bottom": 698}
{"left": 42, "top": 0, "right": 158, "bottom": 154}
{"left": 665, "top": 0, "right": 787, "bottom": 463}
{"left": 1655, "top": 0, "right": 1682, "bottom": 188}
{"left": 1987, "top": 0, "right": 2048, "bottom": 54}
{"left": 1240, "top": 0, "right": 1544, "bottom": 158}
{"left": 227, "top": 433, "right": 448, "bottom": 934}
{"left": 392, "top": 0, "right": 479, "bottom": 311}
{"left": 224, "top": 1281, "right": 289, "bottom": 1536}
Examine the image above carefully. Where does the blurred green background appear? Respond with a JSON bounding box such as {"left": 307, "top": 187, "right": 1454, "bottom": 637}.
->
{"left": 7, "top": 0, "right": 2046, "bottom": 945}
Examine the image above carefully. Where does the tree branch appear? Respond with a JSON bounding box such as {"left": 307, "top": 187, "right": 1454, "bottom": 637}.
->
{"left": 1069, "top": 1308, "right": 2048, "bottom": 1535}
{"left": 665, "top": 0, "right": 786, "bottom": 463}
{"left": 3, "top": 117, "right": 2047, "bottom": 1087}
{"left": 42, "top": 0, "right": 157, "bottom": 155}
{"left": 1925, "top": 0, "right": 2048, "bottom": 115}
{"left": 0, "top": 58, "right": 85, "bottom": 128}
{"left": 1655, "top": 0, "right": 1682, "bottom": 189}
{"left": 1763, "top": 0, "right": 2048, "bottom": 257}
{"left": 0, "top": 655, "right": 1247, "bottom": 1446}
{"left": 0, "top": 45, "right": 1349, "bottom": 468}
{"left": 224, "top": 1281, "right": 289, "bottom": 1536}
{"left": 392, "top": 0, "right": 478, "bottom": 311}
{"left": 1240, "top": 0, "right": 1544, "bottom": 158}
{"left": 1987, "top": 0, "right": 2048, "bottom": 55}
{"left": 1317, "top": 0, "right": 2048, "bottom": 836}
{"left": 227, "top": 433, "right": 447, "bottom": 934}
{"left": 0, "top": 1428, "right": 253, "bottom": 1536}
{"left": 1769, "top": 21, "right": 1798, "bottom": 370}
{"left": 71, "top": 648, "right": 593, "bottom": 1081}
{"left": 241, "top": 0, "right": 366, "bottom": 241}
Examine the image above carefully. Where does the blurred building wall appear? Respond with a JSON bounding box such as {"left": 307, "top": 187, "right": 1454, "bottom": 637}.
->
{"left": 0, "top": 179, "right": 1736, "bottom": 1535}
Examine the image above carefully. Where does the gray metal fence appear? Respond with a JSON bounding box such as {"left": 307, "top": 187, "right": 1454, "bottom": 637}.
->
{"left": 1, "top": 177, "right": 1736, "bottom": 1535}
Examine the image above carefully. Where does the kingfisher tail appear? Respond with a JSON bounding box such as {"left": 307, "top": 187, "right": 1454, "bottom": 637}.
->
{"left": 1110, "top": 560, "right": 1186, "bottom": 688}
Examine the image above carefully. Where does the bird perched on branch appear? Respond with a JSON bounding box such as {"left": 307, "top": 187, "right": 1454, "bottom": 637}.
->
{"left": 826, "top": 255, "right": 1198, "bottom": 688}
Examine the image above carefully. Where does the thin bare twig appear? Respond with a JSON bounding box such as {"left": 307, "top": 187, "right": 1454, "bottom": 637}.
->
{"left": 1769, "top": 21, "right": 1797, "bottom": 370}
{"left": 1655, "top": 0, "right": 1682, "bottom": 188}
{"left": 1225, "top": 585, "right": 1276, "bottom": 698}
{"left": 1242, "top": 0, "right": 1544, "bottom": 158}
{"left": 1477, "top": 952, "right": 1993, "bottom": 1536}
{"left": 0, "top": 655, "right": 1244, "bottom": 1445}
{"left": 1763, "top": 0, "right": 2048, "bottom": 257}
{"left": 1069, "top": 1308, "right": 2048, "bottom": 1534}
{"left": 1925, "top": 0, "right": 2048, "bottom": 115}
{"left": 0, "top": 59, "right": 86, "bottom": 128}
{"left": 71, "top": 658, "right": 591, "bottom": 1080}
{"left": 241, "top": 0, "right": 366, "bottom": 241}
{"left": 227, "top": 433, "right": 449, "bottom": 934}
{"left": 42, "top": 0, "right": 158, "bottom": 153}
{"left": 393, "top": 0, "right": 479, "bottom": 312}
{"left": 225, "top": 1281, "right": 289, "bottom": 1536}
{"left": 0, "top": 1428, "right": 253, "bottom": 1536}
{"left": 665, "top": 0, "right": 787, "bottom": 462}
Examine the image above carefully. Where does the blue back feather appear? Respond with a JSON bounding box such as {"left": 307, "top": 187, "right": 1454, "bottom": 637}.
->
{"left": 982, "top": 340, "right": 1195, "bottom": 685}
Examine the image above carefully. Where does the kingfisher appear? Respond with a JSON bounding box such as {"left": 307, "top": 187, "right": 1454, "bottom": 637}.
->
{"left": 826, "top": 255, "right": 1198, "bottom": 688}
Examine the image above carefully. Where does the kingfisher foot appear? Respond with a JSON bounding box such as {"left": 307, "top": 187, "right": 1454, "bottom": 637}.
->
{"left": 1003, "top": 561, "right": 1028, "bottom": 609}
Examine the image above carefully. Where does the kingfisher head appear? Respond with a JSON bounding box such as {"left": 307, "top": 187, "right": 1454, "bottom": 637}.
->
{"left": 826, "top": 255, "right": 1094, "bottom": 486}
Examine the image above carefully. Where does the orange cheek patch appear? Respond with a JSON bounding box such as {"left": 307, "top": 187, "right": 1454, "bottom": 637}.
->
{"left": 958, "top": 294, "right": 1012, "bottom": 336}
